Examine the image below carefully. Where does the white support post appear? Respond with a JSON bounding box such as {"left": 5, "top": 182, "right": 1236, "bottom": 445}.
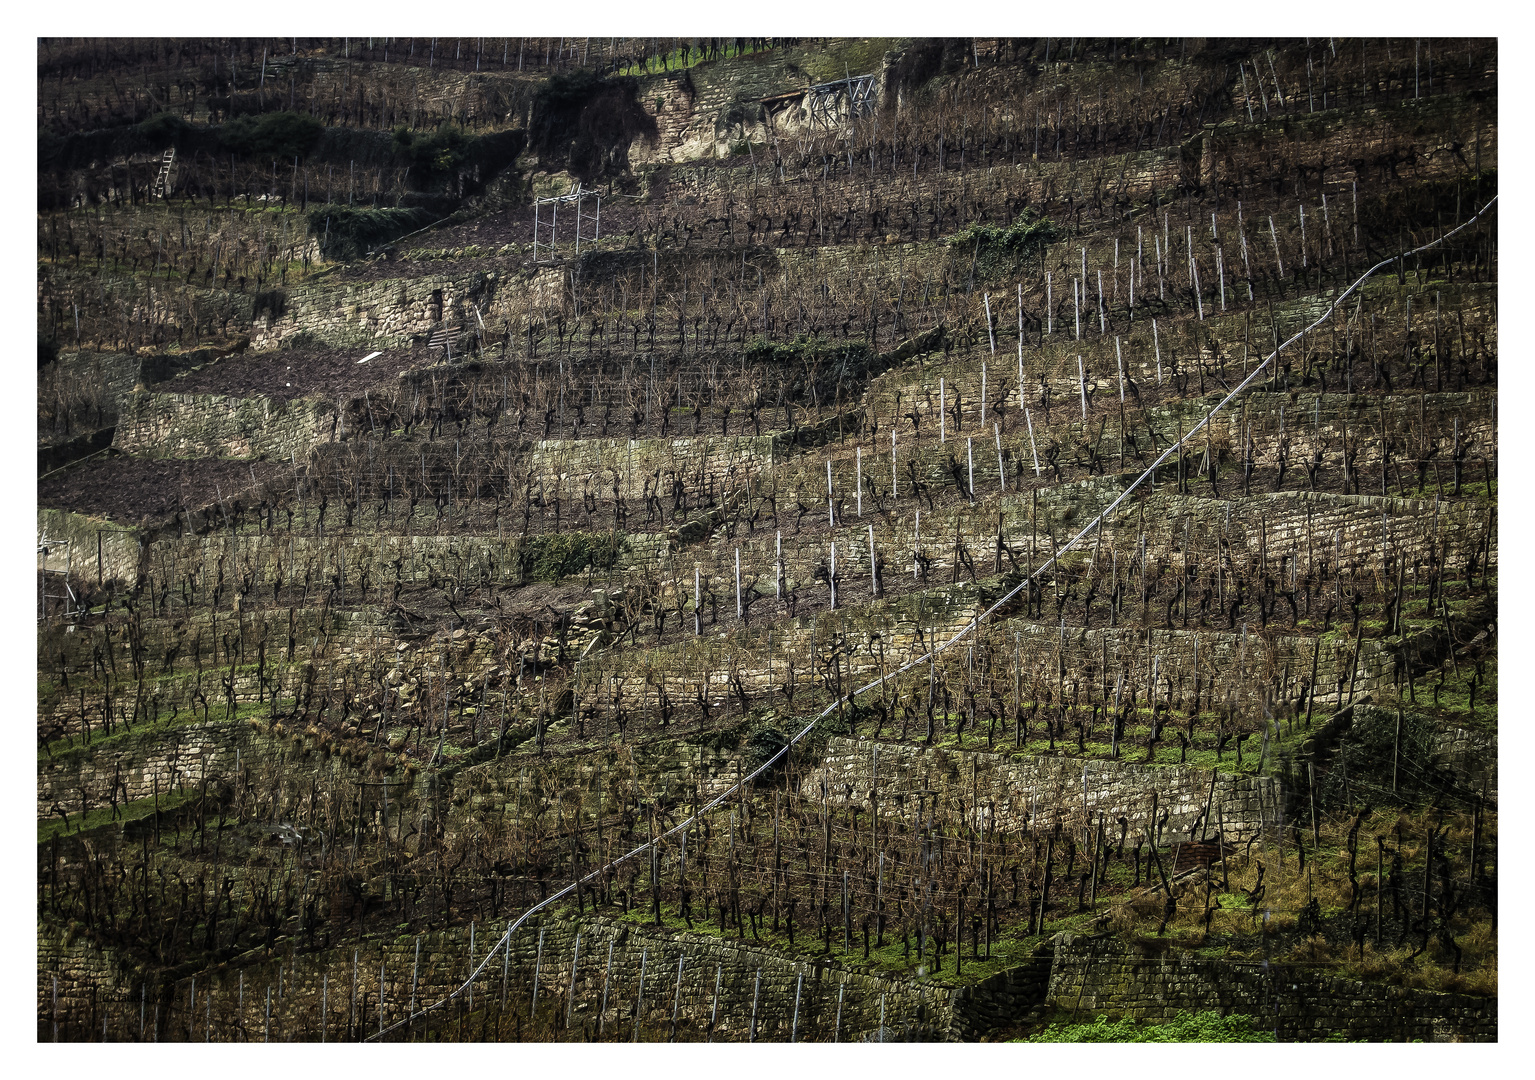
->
{"left": 1026, "top": 408, "right": 1040, "bottom": 476}
{"left": 1130, "top": 227, "right": 1138, "bottom": 315}
{"left": 1017, "top": 282, "right": 1025, "bottom": 392}
{"left": 827, "top": 459, "right": 835, "bottom": 526}
{"left": 868, "top": 523, "right": 877, "bottom": 595}
{"left": 913, "top": 511, "right": 920, "bottom": 578}
{"left": 830, "top": 543, "right": 837, "bottom": 610}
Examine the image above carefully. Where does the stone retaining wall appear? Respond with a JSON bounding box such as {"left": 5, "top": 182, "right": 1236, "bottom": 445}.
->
{"left": 115, "top": 390, "right": 333, "bottom": 461}
{"left": 38, "top": 913, "right": 961, "bottom": 1043}
{"left": 804, "top": 737, "right": 1279, "bottom": 845}
{"left": 38, "top": 915, "right": 1497, "bottom": 1042}
{"left": 1043, "top": 932, "right": 1496, "bottom": 1042}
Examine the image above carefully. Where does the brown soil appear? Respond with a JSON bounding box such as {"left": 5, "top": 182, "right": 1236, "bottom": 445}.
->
{"left": 38, "top": 454, "right": 289, "bottom": 522}
{"left": 323, "top": 200, "right": 656, "bottom": 282}
{"left": 163, "top": 346, "right": 439, "bottom": 403}
{"left": 326, "top": 255, "right": 510, "bottom": 283}
{"left": 424, "top": 198, "right": 653, "bottom": 251}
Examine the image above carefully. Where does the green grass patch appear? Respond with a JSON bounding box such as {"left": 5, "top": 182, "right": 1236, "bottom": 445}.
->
{"left": 38, "top": 787, "right": 202, "bottom": 844}
{"left": 1023, "top": 1009, "right": 1275, "bottom": 1042}
{"left": 945, "top": 209, "right": 1060, "bottom": 282}
{"left": 611, "top": 41, "right": 775, "bottom": 78}
{"left": 40, "top": 696, "right": 273, "bottom": 764}
{"left": 558, "top": 894, "right": 1128, "bottom": 989}
{"left": 909, "top": 702, "right": 1310, "bottom": 776}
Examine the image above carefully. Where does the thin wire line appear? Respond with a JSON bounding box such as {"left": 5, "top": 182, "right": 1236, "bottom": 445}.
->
{"left": 366, "top": 195, "right": 1497, "bottom": 1041}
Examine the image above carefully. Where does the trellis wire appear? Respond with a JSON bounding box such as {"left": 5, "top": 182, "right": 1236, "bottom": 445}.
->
{"left": 366, "top": 194, "right": 1497, "bottom": 1042}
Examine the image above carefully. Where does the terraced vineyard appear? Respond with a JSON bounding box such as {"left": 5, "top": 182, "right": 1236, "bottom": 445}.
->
{"left": 37, "top": 36, "right": 1497, "bottom": 1043}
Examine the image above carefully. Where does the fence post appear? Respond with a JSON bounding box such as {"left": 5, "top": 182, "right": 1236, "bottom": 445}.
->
{"left": 708, "top": 963, "right": 721, "bottom": 1042}
{"left": 632, "top": 946, "right": 647, "bottom": 1042}
{"left": 598, "top": 938, "right": 614, "bottom": 1037}
{"left": 669, "top": 954, "right": 685, "bottom": 1042}
{"left": 566, "top": 933, "right": 582, "bottom": 1028}
{"left": 534, "top": 926, "right": 546, "bottom": 1018}
{"left": 749, "top": 968, "right": 761, "bottom": 1042}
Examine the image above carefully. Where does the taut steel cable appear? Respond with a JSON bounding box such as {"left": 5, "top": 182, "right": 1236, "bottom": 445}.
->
{"left": 368, "top": 194, "right": 1497, "bottom": 1041}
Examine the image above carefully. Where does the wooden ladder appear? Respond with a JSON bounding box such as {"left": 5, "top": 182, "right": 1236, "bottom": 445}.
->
{"left": 151, "top": 147, "right": 176, "bottom": 199}
{"left": 427, "top": 324, "right": 458, "bottom": 360}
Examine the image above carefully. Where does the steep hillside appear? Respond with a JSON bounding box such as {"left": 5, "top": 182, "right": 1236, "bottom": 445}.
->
{"left": 37, "top": 36, "right": 1496, "bottom": 1043}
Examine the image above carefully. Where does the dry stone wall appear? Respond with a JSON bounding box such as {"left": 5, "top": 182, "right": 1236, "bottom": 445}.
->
{"left": 531, "top": 432, "right": 779, "bottom": 500}
{"left": 114, "top": 390, "right": 333, "bottom": 461}
{"left": 581, "top": 570, "right": 1406, "bottom": 726}
{"left": 252, "top": 268, "right": 501, "bottom": 351}
{"left": 38, "top": 606, "right": 380, "bottom": 739}
{"left": 803, "top": 737, "right": 1279, "bottom": 844}
{"left": 1043, "top": 932, "right": 1496, "bottom": 1041}
{"left": 39, "top": 269, "right": 256, "bottom": 349}
{"left": 1430, "top": 723, "right": 1497, "bottom": 799}
{"left": 40, "top": 913, "right": 1495, "bottom": 1041}
{"left": 39, "top": 913, "right": 964, "bottom": 1043}
{"left": 38, "top": 509, "right": 142, "bottom": 584}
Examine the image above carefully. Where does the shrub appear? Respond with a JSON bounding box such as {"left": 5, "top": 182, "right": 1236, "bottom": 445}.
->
{"left": 306, "top": 205, "right": 437, "bottom": 261}
{"left": 946, "top": 207, "right": 1059, "bottom": 281}
{"left": 389, "top": 125, "right": 524, "bottom": 194}
{"left": 251, "top": 290, "right": 287, "bottom": 321}
{"left": 519, "top": 531, "right": 627, "bottom": 583}
{"left": 1025, "top": 1011, "right": 1275, "bottom": 1043}
{"left": 136, "top": 110, "right": 191, "bottom": 146}
{"left": 744, "top": 725, "right": 790, "bottom": 775}
{"left": 218, "top": 111, "right": 324, "bottom": 160}
{"left": 394, "top": 125, "right": 471, "bottom": 177}
{"left": 42, "top": 111, "right": 321, "bottom": 178}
